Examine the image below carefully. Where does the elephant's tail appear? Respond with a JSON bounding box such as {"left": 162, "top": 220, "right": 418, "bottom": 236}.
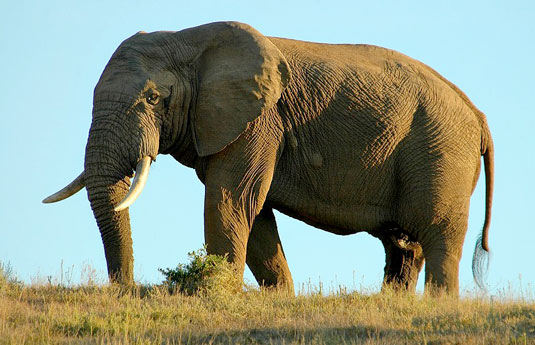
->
{"left": 472, "top": 122, "right": 494, "bottom": 290}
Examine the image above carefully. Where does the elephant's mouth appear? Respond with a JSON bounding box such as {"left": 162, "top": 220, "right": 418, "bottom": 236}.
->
{"left": 42, "top": 155, "right": 153, "bottom": 211}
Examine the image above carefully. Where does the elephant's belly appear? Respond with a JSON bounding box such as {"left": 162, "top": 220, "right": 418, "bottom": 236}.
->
{"left": 268, "top": 125, "right": 398, "bottom": 234}
{"left": 271, "top": 201, "right": 393, "bottom": 235}
{"left": 266, "top": 175, "right": 395, "bottom": 235}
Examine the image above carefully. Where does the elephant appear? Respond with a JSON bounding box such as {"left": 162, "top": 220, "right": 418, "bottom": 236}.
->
{"left": 44, "top": 21, "right": 494, "bottom": 295}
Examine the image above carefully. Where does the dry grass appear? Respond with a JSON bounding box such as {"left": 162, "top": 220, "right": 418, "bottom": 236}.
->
{"left": 1, "top": 259, "right": 534, "bottom": 345}
{"left": 1, "top": 280, "right": 534, "bottom": 344}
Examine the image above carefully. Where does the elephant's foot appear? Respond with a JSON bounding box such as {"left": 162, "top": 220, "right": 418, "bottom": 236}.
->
{"left": 375, "top": 227, "right": 425, "bottom": 293}
{"left": 422, "top": 247, "right": 461, "bottom": 297}
{"left": 246, "top": 207, "right": 294, "bottom": 293}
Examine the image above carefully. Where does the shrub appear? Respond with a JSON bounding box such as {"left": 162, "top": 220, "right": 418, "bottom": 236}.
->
{"left": 159, "top": 247, "right": 242, "bottom": 296}
{"left": 0, "top": 262, "right": 19, "bottom": 285}
{"left": 0, "top": 262, "right": 23, "bottom": 294}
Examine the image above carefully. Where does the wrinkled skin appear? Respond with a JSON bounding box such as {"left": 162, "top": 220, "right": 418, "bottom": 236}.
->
{"left": 47, "top": 22, "right": 494, "bottom": 295}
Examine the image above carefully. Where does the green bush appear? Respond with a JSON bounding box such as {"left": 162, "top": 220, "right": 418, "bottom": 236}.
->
{"left": 159, "top": 247, "right": 241, "bottom": 296}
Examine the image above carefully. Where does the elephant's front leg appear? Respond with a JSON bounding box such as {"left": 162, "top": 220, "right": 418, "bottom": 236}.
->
{"left": 202, "top": 127, "right": 281, "bottom": 280}
{"left": 246, "top": 206, "right": 294, "bottom": 292}
{"left": 203, "top": 185, "right": 250, "bottom": 275}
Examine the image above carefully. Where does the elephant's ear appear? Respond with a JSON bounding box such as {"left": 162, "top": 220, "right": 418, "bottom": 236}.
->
{"left": 185, "top": 22, "right": 291, "bottom": 157}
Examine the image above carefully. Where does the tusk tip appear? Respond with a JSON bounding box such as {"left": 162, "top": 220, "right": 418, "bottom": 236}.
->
{"left": 42, "top": 172, "right": 86, "bottom": 205}
{"left": 114, "top": 204, "right": 128, "bottom": 212}
{"left": 42, "top": 194, "right": 60, "bottom": 204}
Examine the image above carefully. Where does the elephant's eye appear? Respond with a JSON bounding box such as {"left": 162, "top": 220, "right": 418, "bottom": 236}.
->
{"left": 146, "top": 92, "right": 160, "bottom": 105}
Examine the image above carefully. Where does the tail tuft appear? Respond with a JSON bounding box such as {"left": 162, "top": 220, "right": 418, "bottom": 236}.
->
{"left": 473, "top": 121, "right": 493, "bottom": 292}
{"left": 472, "top": 234, "right": 490, "bottom": 291}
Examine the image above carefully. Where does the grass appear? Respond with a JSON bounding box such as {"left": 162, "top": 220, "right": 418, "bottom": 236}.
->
{"left": 1, "top": 259, "right": 534, "bottom": 344}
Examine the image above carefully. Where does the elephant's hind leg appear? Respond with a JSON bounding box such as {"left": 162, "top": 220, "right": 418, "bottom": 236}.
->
{"left": 400, "top": 201, "right": 470, "bottom": 296}
{"left": 418, "top": 220, "right": 467, "bottom": 296}
{"left": 246, "top": 207, "right": 294, "bottom": 292}
{"left": 375, "top": 227, "right": 424, "bottom": 293}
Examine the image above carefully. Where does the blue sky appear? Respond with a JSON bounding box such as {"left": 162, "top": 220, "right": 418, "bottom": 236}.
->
{"left": 1, "top": 0, "right": 534, "bottom": 294}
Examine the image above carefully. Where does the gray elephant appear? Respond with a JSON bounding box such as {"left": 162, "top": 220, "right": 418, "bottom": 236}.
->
{"left": 44, "top": 21, "right": 494, "bottom": 295}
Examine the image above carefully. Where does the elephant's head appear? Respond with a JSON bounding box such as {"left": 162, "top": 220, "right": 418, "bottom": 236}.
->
{"left": 43, "top": 22, "right": 290, "bottom": 284}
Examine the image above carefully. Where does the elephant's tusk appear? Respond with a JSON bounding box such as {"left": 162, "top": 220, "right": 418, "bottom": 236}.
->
{"left": 114, "top": 156, "right": 151, "bottom": 212}
{"left": 42, "top": 172, "right": 86, "bottom": 203}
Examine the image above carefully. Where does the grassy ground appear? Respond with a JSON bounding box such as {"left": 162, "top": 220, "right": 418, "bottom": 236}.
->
{"left": 2, "top": 282, "right": 534, "bottom": 344}
{"left": 1, "top": 259, "right": 534, "bottom": 345}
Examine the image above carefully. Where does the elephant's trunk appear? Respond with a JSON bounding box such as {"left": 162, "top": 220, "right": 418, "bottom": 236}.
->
{"left": 85, "top": 172, "right": 134, "bottom": 284}
{"left": 83, "top": 110, "right": 138, "bottom": 285}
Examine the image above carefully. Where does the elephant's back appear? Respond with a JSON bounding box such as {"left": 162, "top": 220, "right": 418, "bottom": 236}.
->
{"left": 270, "top": 36, "right": 487, "bottom": 155}
{"left": 269, "top": 37, "right": 427, "bottom": 75}
{"left": 269, "top": 37, "right": 482, "bottom": 114}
